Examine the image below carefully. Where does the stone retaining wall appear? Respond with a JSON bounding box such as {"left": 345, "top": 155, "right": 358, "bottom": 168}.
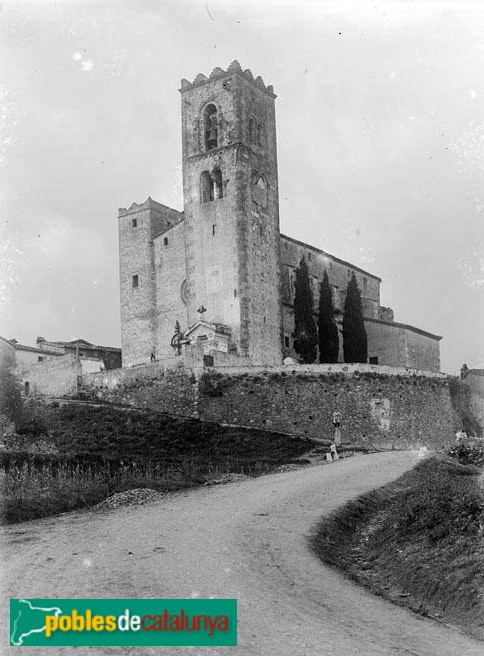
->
{"left": 80, "top": 364, "right": 457, "bottom": 449}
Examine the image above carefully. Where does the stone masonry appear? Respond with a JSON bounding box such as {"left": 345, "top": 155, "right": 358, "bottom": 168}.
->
{"left": 81, "top": 364, "right": 456, "bottom": 450}
{"left": 118, "top": 62, "right": 442, "bottom": 371}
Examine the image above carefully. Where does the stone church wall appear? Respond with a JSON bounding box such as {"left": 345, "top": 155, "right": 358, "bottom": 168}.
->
{"left": 280, "top": 235, "right": 381, "bottom": 317}
{"left": 154, "top": 220, "right": 188, "bottom": 357}
{"left": 80, "top": 364, "right": 455, "bottom": 450}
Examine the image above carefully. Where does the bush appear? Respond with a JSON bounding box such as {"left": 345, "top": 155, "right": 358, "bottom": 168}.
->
{"left": 199, "top": 372, "right": 225, "bottom": 397}
{"left": 448, "top": 441, "right": 484, "bottom": 468}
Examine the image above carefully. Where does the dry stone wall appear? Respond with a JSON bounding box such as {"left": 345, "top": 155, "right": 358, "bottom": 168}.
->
{"left": 196, "top": 369, "right": 454, "bottom": 449}
{"left": 80, "top": 363, "right": 198, "bottom": 418}
{"left": 80, "top": 364, "right": 456, "bottom": 450}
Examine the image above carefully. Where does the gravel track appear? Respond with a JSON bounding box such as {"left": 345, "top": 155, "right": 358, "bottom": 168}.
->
{"left": 1, "top": 450, "right": 482, "bottom": 655}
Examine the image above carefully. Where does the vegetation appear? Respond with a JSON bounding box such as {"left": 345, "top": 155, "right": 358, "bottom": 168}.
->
{"left": 0, "top": 365, "right": 22, "bottom": 425}
{"left": 342, "top": 272, "right": 367, "bottom": 363}
{"left": 1, "top": 403, "right": 310, "bottom": 524}
{"left": 310, "top": 456, "right": 484, "bottom": 639}
{"left": 448, "top": 440, "right": 484, "bottom": 468}
{"left": 317, "top": 270, "right": 339, "bottom": 363}
{"left": 293, "top": 256, "right": 318, "bottom": 364}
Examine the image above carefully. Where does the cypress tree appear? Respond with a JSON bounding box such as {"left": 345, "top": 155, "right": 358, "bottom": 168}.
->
{"left": 342, "top": 272, "right": 368, "bottom": 363}
{"left": 318, "top": 270, "right": 339, "bottom": 363}
{"left": 293, "top": 256, "right": 318, "bottom": 363}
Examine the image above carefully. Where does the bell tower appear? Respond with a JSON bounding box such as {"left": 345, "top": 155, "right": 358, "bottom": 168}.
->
{"left": 179, "top": 61, "right": 283, "bottom": 365}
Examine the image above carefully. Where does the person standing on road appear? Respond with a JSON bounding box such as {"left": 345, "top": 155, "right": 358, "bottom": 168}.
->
{"left": 333, "top": 411, "right": 342, "bottom": 447}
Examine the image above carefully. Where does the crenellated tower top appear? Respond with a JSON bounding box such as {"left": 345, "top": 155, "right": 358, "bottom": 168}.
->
{"left": 180, "top": 60, "right": 276, "bottom": 97}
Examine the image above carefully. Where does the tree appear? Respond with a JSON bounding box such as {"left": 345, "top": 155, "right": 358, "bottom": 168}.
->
{"left": 342, "top": 272, "right": 368, "bottom": 363}
{"left": 318, "top": 270, "right": 339, "bottom": 363}
{"left": 293, "top": 256, "right": 318, "bottom": 363}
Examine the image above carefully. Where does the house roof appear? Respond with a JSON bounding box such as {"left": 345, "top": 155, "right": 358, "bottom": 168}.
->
{"left": 14, "top": 343, "right": 64, "bottom": 356}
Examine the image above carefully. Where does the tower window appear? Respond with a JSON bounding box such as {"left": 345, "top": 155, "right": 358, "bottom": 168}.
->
{"left": 284, "top": 335, "right": 290, "bottom": 348}
{"left": 257, "top": 123, "right": 265, "bottom": 147}
{"left": 200, "top": 169, "right": 223, "bottom": 203}
{"left": 213, "top": 168, "right": 223, "bottom": 199}
{"left": 204, "top": 103, "right": 218, "bottom": 151}
{"left": 212, "top": 224, "right": 216, "bottom": 236}
{"left": 201, "top": 171, "right": 213, "bottom": 203}
{"left": 164, "top": 237, "right": 169, "bottom": 246}
{"left": 248, "top": 117, "right": 255, "bottom": 144}
{"left": 132, "top": 274, "right": 139, "bottom": 288}
{"left": 132, "top": 218, "right": 137, "bottom": 228}
{"left": 252, "top": 170, "right": 268, "bottom": 208}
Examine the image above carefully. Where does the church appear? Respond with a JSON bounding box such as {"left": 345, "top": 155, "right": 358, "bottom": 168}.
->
{"left": 118, "top": 62, "right": 441, "bottom": 371}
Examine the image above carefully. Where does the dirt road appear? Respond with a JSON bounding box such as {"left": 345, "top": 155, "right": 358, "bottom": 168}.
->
{"left": 2, "top": 451, "right": 483, "bottom": 655}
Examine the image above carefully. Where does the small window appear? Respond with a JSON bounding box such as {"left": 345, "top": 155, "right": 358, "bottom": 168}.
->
{"left": 369, "top": 356, "right": 379, "bottom": 365}
{"left": 132, "top": 218, "right": 137, "bottom": 228}
{"left": 252, "top": 170, "right": 268, "bottom": 208}
{"left": 284, "top": 335, "right": 290, "bottom": 348}
{"left": 204, "top": 104, "right": 218, "bottom": 151}
{"left": 257, "top": 123, "right": 265, "bottom": 147}
{"left": 167, "top": 221, "right": 171, "bottom": 228}
{"left": 332, "top": 286, "right": 339, "bottom": 307}
{"left": 212, "top": 224, "right": 216, "bottom": 236}
{"left": 249, "top": 117, "right": 255, "bottom": 143}
{"left": 308, "top": 252, "right": 312, "bottom": 261}
{"left": 38, "top": 356, "right": 44, "bottom": 362}
{"left": 164, "top": 237, "right": 169, "bottom": 246}
{"left": 24, "top": 381, "right": 30, "bottom": 395}
{"left": 132, "top": 274, "right": 139, "bottom": 288}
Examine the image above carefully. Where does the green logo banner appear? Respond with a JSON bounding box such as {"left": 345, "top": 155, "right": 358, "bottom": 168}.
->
{"left": 10, "top": 598, "right": 237, "bottom": 646}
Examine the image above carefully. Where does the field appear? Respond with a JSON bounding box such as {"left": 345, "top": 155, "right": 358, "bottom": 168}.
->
{"left": 1, "top": 402, "right": 311, "bottom": 524}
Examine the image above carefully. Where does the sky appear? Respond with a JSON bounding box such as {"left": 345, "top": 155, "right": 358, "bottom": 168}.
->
{"left": 0, "top": 0, "right": 483, "bottom": 374}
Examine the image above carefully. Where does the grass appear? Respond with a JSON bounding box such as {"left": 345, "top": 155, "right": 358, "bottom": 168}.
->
{"left": 0, "top": 457, "right": 274, "bottom": 524}
{"left": 2, "top": 403, "right": 311, "bottom": 524}
{"left": 310, "top": 456, "right": 484, "bottom": 640}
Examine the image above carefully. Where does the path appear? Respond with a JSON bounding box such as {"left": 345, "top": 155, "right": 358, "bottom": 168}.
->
{"left": 1, "top": 451, "right": 482, "bottom": 655}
